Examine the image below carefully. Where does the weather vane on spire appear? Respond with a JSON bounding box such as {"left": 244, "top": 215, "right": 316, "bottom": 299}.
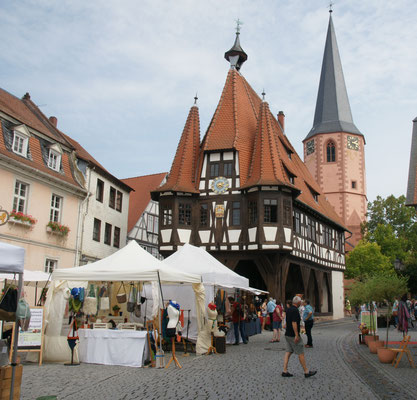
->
{"left": 262, "top": 89, "right": 266, "bottom": 101}
{"left": 329, "top": 1, "right": 334, "bottom": 13}
{"left": 235, "top": 18, "right": 243, "bottom": 34}
{"left": 194, "top": 93, "right": 198, "bottom": 105}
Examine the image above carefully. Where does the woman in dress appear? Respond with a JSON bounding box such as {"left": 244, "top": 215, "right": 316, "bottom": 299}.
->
{"left": 261, "top": 299, "right": 268, "bottom": 331}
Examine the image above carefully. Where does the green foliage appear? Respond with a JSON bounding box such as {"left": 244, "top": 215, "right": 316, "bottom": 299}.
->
{"left": 345, "top": 240, "right": 393, "bottom": 279}
{"left": 356, "top": 195, "right": 417, "bottom": 292}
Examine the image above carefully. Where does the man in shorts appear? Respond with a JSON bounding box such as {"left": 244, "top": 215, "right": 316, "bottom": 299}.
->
{"left": 282, "top": 296, "right": 317, "bottom": 378}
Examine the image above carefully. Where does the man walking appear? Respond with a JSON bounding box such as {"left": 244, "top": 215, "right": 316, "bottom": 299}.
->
{"left": 267, "top": 297, "right": 276, "bottom": 331}
{"left": 303, "top": 299, "right": 314, "bottom": 348}
{"left": 282, "top": 296, "right": 317, "bottom": 378}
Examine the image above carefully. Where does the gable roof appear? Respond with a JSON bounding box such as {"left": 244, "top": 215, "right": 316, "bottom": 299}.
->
{"left": 122, "top": 172, "right": 167, "bottom": 232}
{"left": 156, "top": 105, "right": 200, "bottom": 193}
{"left": 201, "top": 68, "right": 262, "bottom": 186}
{"left": 305, "top": 14, "right": 362, "bottom": 141}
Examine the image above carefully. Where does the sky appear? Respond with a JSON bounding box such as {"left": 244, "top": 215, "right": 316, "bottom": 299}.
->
{"left": 1, "top": 0, "right": 416, "bottom": 203}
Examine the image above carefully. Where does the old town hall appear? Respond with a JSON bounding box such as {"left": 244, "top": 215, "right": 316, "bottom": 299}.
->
{"left": 152, "top": 13, "right": 366, "bottom": 318}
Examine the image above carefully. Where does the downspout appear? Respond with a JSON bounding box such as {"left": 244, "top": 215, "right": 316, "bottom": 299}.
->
{"left": 74, "top": 166, "right": 93, "bottom": 266}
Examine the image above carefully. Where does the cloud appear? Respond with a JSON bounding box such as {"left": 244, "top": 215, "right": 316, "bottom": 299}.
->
{"left": 0, "top": 0, "right": 416, "bottom": 201}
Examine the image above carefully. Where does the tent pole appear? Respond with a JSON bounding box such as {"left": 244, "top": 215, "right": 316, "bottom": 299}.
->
{"left": 35, "top": 282, "right": 37, "bottom": 306}
{"left": 10, "top": 272, "right": 23, "bottom": 400}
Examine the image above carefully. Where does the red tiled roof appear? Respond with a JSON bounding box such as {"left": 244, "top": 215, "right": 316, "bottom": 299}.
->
{"left": 201, "top": 68, "right": 262, "bottom": 186}
{"left": 157, "top": 105, "right": 200, "bottom": 193}
{"left": 0, "top": 123, "right": 81, "bottom": 189}
{"left": 122, "top": 173, "right": 167, "bottom": 232}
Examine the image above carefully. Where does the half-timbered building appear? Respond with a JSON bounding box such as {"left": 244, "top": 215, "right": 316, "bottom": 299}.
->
{"left": 152, "top": 28, "right": 348, "bottom": 318}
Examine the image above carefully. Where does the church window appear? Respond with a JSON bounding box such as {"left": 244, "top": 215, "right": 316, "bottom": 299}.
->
{"left": 200, "top": 204, "right": 208, "bottom": 226}
{"left": 283, "top": 199, "right": 292, "bottom": 226}
{"left": 178, "top": 203, "right": 192, "bottom": 226}
{"left": 293, "top": 210, "right": 301, "bottom": 234}
{"left": 231, "top": 201, "right": 241, "bottom": 226}
{"left": 351, "top": 181, "right": 357, "bottom": 189}
{"left": 248, "top": 201, "right": 257, "bottom": 224}
{"left": 162, "top": 206, "right": 172, "bottom": 226}
{"left": 326, "top": 141, "right": 336, "bottom": 162}
{"left": 223, "top": 162, "right": 233, "bottom": 177}
{"left": 264, "top": 199, "right": 277, "bottom": 223}
{"left": 210, "top": 163, "right": 219, "bottom": 177}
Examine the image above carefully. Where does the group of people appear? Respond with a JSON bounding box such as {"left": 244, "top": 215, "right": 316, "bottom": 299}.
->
{"left": 261, "top": 297, "right": 315, "bottom": 348}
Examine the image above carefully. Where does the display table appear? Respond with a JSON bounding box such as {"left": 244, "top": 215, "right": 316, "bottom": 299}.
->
{"left": 78, "top": 329, "right": 148, "bottom": 367}
{"left": 225, "top": 318, "right": 261, "bottom": 344}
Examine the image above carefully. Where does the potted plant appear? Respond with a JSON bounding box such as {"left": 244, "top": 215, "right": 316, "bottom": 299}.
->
{"left": 364, "top": 273, "right": 408, "bottom": 363}
{"left": 112, "top": 305, "right": 120, "bottom": 316}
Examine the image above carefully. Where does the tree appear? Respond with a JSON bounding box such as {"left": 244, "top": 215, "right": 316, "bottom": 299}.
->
{"left": 345, "top": 240, "right": 393, "bottom": 280}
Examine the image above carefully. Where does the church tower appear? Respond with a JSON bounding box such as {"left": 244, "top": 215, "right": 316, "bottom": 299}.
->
{"left": 303, "top": 12, "right": 367, "bottom": 249}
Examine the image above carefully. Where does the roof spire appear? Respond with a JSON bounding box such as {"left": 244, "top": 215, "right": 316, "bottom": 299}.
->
{"left": 224, "top": 19, "right": 248, "bottom": 71}
{"left": 329, "top": 1, "right": 334, "bottom": 13}
{"left": 305, "top": 11, "right": 362, "bottom": 140}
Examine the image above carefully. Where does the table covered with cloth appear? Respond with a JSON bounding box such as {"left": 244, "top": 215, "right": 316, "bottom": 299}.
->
{"left": 78, "top": 329, "right": 149, "bottom": 367}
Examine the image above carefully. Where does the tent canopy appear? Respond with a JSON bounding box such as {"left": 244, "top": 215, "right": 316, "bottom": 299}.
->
{"left": 163, "top": 244, "right": 249, "bottom": 288}
{"left": 51, "top": 241, "right": 201, "bottom": 283}
{"left": 0, "top": 269, "right": 50, "bottom": 287}
{"left": 0, "top": 242, "right": 24, "bottom": 274}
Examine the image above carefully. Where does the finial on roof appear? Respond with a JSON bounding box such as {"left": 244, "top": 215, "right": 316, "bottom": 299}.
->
{"left": 224, "top": 20, "right": 248, "bottom": 71}
{"left": 194, "top": 93, "right": 198, "bottom": 106}
{"left": 262, "top": 89, "right": 266, "bottom": 101}
{"left": 329, "top": 1, "right": 334, "bottom": 13}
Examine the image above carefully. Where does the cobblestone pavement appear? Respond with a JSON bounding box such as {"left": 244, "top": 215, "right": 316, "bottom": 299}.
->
{"left": 21, "top": 319, "right": 416, "bottom": 400}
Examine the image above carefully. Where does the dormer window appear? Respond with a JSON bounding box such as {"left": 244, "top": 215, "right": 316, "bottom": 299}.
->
{"left": 47, "top": 143, "right": 63, "bottom": 172}
{"left": 48, "top": 149, "right": 61, "bottom": 171}
{"left": 12, "top": 125, "right": 31, "bottom": 157}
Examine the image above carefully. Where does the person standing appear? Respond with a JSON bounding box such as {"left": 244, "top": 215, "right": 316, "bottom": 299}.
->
{"left": 267, "top": 297, "right": 276, "bottom": 331}
{"left": 261, "top": 299, "right": 268, "bottom": 331}
{"left": 229, "top": 297, "right": 247, "bottom": 345}
{"left": 303, "top": 299, "right": 314, "bottom": 348}
{"left": 271, "top": 299, "right": 283, "bottom": 343}
{"left": 282, "top": 296, "right": 317, "bottom": 378}
{"left": 392, "top": 297, "right": 399, "bottom": 328}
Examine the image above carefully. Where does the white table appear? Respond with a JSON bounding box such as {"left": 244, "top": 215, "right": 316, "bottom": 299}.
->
{"left": 78, "top": 329, "right": 148, "bottom": 367}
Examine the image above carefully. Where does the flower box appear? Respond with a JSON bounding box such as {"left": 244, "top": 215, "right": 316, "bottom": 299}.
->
{"left": 8, "top": 210, "right": 37, "bottom": 227}
{"left": 46, "top": 221, "right": 70, "bottom": 236}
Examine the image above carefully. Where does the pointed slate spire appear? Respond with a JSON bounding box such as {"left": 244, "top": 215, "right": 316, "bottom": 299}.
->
{"left": 305, "top": 13, "right": 362, "bottom": 140}
{"left": 156, "top": 101, "right": 200, "bottom": 193}
{"left": 224, "top": 21, "right": 248, "bottom": 71}
{"left": 406, "top": 117, "right": 417, "bottom": 206}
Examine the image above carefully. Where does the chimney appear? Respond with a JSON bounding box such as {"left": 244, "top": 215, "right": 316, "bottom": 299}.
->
{"left": 278, "top": 111, "right": 285, "bottom": 132}
{"left": 49, "top": 116, "right": 57, "bottom": 127}
{"left": 22, "top": 92, "right": 31, "bottom": 100}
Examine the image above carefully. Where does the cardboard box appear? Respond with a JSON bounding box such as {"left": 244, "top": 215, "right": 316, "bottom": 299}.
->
{"left": 0, "top": 365, "right": 23, "bottom": 400}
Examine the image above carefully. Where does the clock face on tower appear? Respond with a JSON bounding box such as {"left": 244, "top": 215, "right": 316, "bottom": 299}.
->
{"left": 306, "top": 139, "right": 315, "bottom": 155}
{"left": 211, "top": 176, "right": 230, "bottom": 194}
{"left": 347, "top": 136, "right": 359, "bottom": 151}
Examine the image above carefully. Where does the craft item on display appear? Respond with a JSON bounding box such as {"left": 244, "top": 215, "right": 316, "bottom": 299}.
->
{"left": 127, "top": 285, "right": 137, "bottom": 313}
{"left": 16, "top": 298, "right": 31, "bottom": 331}
{"left": 65, "top": 317, "right": 80, "bottom": 366}
{"left": 116, "top": 282, "right": 127, "bottom": 304}
{"left": 166, "top": 301, "right": 182, "bottom": 369}
{"left": 83, "top": 285, "right": 98, "bottom": 316}
{"left": 99, "top": 286, "right": 110, "bottom": 311}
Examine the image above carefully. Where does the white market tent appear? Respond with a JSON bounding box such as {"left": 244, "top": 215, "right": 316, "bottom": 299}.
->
{"left": 145, "top": 244, "right": 254, "bottom": 346}
{"left": 44, "top": 241, "right": 203, "bottom": 363}
{"left": 163, "top": 243, "right": 249, "bottom": 288}
{"left": 0, "top": 270, "right": 50, "bottom": 287}
{"left": 0, "top": 241, "right": 25, "bottom": 399}
{"left": 52, "top": 240, "right": 201, "bottom": 284}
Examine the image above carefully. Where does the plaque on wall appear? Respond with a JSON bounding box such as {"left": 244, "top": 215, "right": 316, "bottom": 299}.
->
{"left": 215, "top": 205, "right": 225, "bottom": 218}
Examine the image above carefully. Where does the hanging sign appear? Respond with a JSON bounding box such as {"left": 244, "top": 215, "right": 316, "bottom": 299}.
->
{"left": 215, "top": 204, "right": 225, "bottom": 218}
{"left": 0, "top": 207, "right": 9, "bottom": 226}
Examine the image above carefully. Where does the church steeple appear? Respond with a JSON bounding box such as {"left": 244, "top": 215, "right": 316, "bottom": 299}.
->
{"left": 224, "top": 20, "right": 248, "bottom": 71}
{"left": 305, "top": 12, "right": 361, "bottom": 140}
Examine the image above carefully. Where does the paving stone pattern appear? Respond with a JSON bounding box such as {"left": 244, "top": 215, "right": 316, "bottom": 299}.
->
{"left": 21, "top": 320, "right": 415, "bottom": 400}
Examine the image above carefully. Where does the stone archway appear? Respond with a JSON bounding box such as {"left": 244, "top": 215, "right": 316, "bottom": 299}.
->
{"left": 234, "top": 259, "right": 268, "bottom": 292}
